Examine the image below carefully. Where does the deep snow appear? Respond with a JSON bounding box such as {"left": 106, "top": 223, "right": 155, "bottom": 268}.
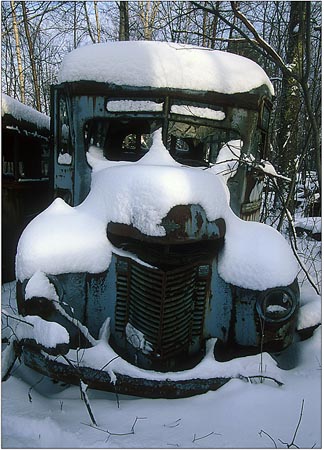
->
{"left": 1, "top": 276, "right": 321, "bottom": 448}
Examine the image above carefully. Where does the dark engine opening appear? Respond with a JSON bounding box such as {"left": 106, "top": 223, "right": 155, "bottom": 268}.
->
{"left": 108, "top": 227, "right": 224, "bottom": 269}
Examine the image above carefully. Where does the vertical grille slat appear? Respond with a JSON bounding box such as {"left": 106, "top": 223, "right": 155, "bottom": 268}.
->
{"left": 115, "top": 256, "right": 211, "bottom": 360}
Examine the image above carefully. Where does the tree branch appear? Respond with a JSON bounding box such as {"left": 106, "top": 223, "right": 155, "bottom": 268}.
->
{"left": 230, "top": 2, "right": 293, "bottom": 78}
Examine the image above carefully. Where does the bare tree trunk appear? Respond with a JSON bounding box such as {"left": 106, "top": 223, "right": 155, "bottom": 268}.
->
{"left": 11, "top": 0, "right": 25, "bottom": 103}
{"left": 21, "top": 2, "right": 42, "bottom": 111}
{"left": 94, "top": 1, "right": 101, "bottom": 43}
{"left": 140, "top": 0, "right": 150, "bottom": 40}
{"left": 202, "top": 4, "right": 208, "bottom": 47}
{"left": 83, "top": 1, "right": 95, "bottom": 43}
{"left": 137, "top": 0, "right": 160, "bottom": 40}
{"left": 210, "top": 2, "right": 220, "bottom": 49}
{"left": 118, "top": 1, "right": 129, "bottom": 41}
{"left": 73, "top": 2, "right": 77, "bottom": 48}
{"left": 277, "top": 2, "right": 304, "bottom": 177}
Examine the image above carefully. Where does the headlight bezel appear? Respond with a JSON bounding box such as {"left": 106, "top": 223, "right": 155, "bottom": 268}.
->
{"left": 256, "top": 287, "right": 298, "bottom": 324}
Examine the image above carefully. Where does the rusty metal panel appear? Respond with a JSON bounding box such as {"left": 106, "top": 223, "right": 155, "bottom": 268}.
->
{"left": 108, "top": 204, "right": 225, "bottom": 245}
{"left": 21, "top": 345, "right": 230, "bottom": 399}
{"left": 203, "top": 259, "right": 233, "bottom": 342}
{"left": 240, "top": 172, "right": 264, "bottom": 222}
{"left": 112, "top": 255, "right": 212, "bottom": 371}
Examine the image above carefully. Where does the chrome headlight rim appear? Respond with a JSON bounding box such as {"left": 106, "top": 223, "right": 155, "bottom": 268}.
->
{"left": 256, "top": 287, "right": 298, "bottom": 324}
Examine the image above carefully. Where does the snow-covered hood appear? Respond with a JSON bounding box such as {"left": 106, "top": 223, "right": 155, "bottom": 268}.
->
{"left": 16, "top": 130, "right": 298, "bottom": 290}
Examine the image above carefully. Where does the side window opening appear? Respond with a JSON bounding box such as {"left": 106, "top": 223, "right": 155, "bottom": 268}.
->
{"left": 84, "top": 118, "right": 160, "bottom": 162}
{"left": 258, "top": 100, "right": 271, "bottom": 159}
{"left": 57, "top": 96, "right": 72, "bottom": 165}
{"left": 3, "top": 131, "right": 49, "bottom": 180}
{"left": 2, "top": 133, "right": 15, "bottom": 177}
{"left": 167, "top": 121, "right": 240, "bottom": 167}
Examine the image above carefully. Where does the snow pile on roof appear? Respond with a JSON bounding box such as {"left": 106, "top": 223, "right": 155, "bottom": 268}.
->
{"left": 2, "top": 93, "right": 50, "bottom": 130}
{"left": 16, "top": 129, "right": 297, "bottom": 290}
{"left": 58, "top": 41, "right": 274, "bottom": 96}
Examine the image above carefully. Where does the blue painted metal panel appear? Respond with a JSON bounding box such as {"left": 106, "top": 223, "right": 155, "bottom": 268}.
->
{"left": 232, "top": 287, "right": 258, "bottom": 346}
{"left": 55, "top": 272, "right": 87, "bottom": 323}
{"left": 204, "top": 259, "right": 233, "bottom": 342}
{"left": 85, "top": 256, "right": 117, "bottom": 339}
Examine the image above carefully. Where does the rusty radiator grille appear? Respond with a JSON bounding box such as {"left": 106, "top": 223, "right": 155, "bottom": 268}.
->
{"left": 115, "top": 257, "right": 210, "bottom": 360}
{"left": 192, "top": 265, "right": 211, "bottom": 336}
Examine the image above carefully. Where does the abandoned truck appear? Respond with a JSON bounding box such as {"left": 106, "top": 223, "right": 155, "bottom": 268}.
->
{"left": 13, "top": 41, "right": 301, "bottom": 397}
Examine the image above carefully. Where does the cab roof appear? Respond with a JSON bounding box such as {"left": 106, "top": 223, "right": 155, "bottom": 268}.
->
{"left": 57, "top": 41, "right": 274, "bottom": 97}
{"left": 2, "top": 93, "right": 50, "bottom": 133}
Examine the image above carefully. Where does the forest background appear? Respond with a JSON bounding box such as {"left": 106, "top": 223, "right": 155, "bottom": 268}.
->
{"left": 1, "top": 1, "right": 322, "bottom": 235}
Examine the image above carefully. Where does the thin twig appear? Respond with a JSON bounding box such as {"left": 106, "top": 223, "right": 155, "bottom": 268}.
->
{"left": 259, "top": 429, "right": 278, "bottom": 448}
{"left": 81, "top": 416, "right": 147, "bottom": 439}
{"left": 278, "top": 399, "right": 305, "bottom": 448}
{"left": 99, "top": 355, "right": 120, "bottom": 372}
{"left": 80, "top": 380, "right": 97, "bottom": 426}
{"left": 291, "top": 399, "right": 305, "bottom": 446}
{"left": 61, "top": 355, "right": 97, "bottom": 426}
{"left": 28, "top": 376, "right": 45, "bottom": 402}
{"left": 164, "top": 418, "right": 182, "bottom": 428}
{"left": 2, "top": 311, "right": 34, "bottom": 326}
{"left": 192, "top": 431, "right": 221, "bottom": 442}
{"left": 238, "top": 374, "right": 284, "bottom": 387}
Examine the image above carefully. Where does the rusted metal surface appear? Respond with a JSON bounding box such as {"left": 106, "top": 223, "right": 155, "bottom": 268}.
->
{"left": 21, "top": 344, "right": 230, "bottom": 399}
{"left": 231, "top": 280, "right": 300, "bottom": 352}
{"left": 112, "top": 256, "right": 211, "bottom": 371}
{"left": 161, "top": 205, "right": 225, "bottom": 242}
{"left": 108, "top": 204, "right": 225, "bottom": 245}
{"left": 240, "top": 171, "right": 264, "bottom": 222}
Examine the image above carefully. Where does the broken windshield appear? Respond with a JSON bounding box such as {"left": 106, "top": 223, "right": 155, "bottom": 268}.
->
{"left": 84, "top": 117, "right": 240, "bottom": 166}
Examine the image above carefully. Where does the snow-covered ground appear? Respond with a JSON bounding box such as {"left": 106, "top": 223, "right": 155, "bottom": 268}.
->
{"left": 1, "top": 266, "right": 321, "bottom": 448}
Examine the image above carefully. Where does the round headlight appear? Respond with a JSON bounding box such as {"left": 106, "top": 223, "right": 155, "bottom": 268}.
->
{"left": 257, "top": 289, "right": 297, "bottom": 323}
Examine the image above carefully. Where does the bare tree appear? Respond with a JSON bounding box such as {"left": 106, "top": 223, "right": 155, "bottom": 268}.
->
{"left": 83, "top": 1, "right": 96, "bottom": 44}
{"left": 94, "top": 1, "right": 101, "bottom": 43}
{"left": 190, "top": 1, "right": 321, "bottom": 205}
{"left": 118, "top": 1, "right": 129, "bottom": 41}
{"left": 10, "top": 0, "right": 25, "bottom": 103}
{"left": 21, "top": 2, "right": 42, "bottom": 111}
